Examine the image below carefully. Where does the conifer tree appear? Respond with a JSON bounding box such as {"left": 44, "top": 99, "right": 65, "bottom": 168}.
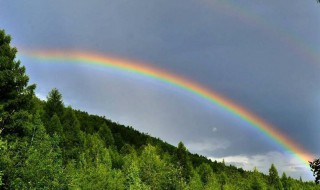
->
{"left": 98, "top": 123, "right": 114, "bottom": 147}
{"left": 62, "top": 107, "right": 82, "bottom": 160}
{"left": 44, "top": 88, "right": 64, "bottom": 119}
{"left": 46, "top": 113, "right": 63, "bottom": 137}
{"left": 176, "top": 142, "right": 192, "bottom": 182}
{"left": 251, "top": 167, "right": 266, "bottom": 190}
{"left": 197, "top": 163, "right": 213, "bottom": 184}
{"left": 13, "top": 114, "right": 65, "bottom": 189}
{"left": 281, "top": 172, "right": 290, "bottom": 190}
{"left": 268, "top": 164, "right": 283, "bottom": 190}
{"left": 0, "top": 29, "right": 35, "bottom": 137}
{"left": 188, "top": 170, "right": 203, "bottom": 190}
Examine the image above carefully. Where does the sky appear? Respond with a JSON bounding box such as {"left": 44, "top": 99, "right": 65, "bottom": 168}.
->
{"left": 1, "top": 0, "right": 319, "bottom": 180}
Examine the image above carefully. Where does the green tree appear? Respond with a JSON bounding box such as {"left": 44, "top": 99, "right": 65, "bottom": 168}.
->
{"left": 218, "top": 172, "right": 227, "bottom": 190}
{"left": 0, "top": 29, "right": 35, "bottom": 137}
{"left": 98, "top": 123, "right": 114, "bottom": 147}
{"left": 251, "top": 167, "right": 266, "bottom": 190}
{"left": 0, "top": 130, "right": 7, "bottom": 187}
{"left": 61, "top": 107, "right": 82, "bottom": 160}
{"left": 268, "top": 164, "right": 283, "bottom": 190}
{"left": 46, "top": 113, "right": 63, "bottom": 137}
{"left": 123, "top": 153, "right": 150, "bottom": 190}
{"left": 197, "top": 163, "right": 213, "bottom": 185}
{"left": 66, "top": 133, "right": 125, "bottom": 189}
{"left": 309, "top": 158, "right": 320, "bottom": 184}
{"left": 176, "top": 142, "right": 192, "bottom": 182}
{"left": 188, "top": 170, "right": 203, "bottom": 190}
{"left": 204, "top": 174, "right": 220, "bottom": 190}
{"left": 139, "top": 144, "right": 181, "bottom": 189}
{"left": 281, "top": 172, "right": 289, "bottom": 190}
{"left": 5, "top": 114, "right": 65, "bottom": 189}
{"left": 44, "top": 88, "right": 64, "bottom": 119}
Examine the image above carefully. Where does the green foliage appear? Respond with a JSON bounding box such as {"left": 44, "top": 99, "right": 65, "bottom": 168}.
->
{"left": 61, "top": 107, "right": 82, "bottom": 160}
{"left": 0, "top": 131, "right": 6, "bottom": 186}
{"left": 123, "top": 153, "right": 149, "bottom": 189}
{"left": 98, "top": 122, "right": 114, "bottom": 147}
{"left": 197, "top": 163, "right": 213, "bottom": 184}
{"left": 44, "top": 88, "right": 64, "bottom": 119}
{"left": 13, "top": 114, "right": 66, "bottom": 189}
{"left": 65, "top": 134, "right": 124, "bottom": 190}
{"left": 310, "top": 158, "right": 320, "bottom": 184}
{"left": 251, "top": 167, "right": 267, "bottom": 190}
{"left": 46, "top": 113, "right": 63, "bottom": 137}
{"left": 177, "top": 142, "right": 193, "bottom": 182}
{"left": 268, "top": 164, "right": 284, "bottom": 190}
{"left": 0, "top": 30, "right": 35, "bottom": 137}
{"left": 188, "top": 170, "right": 203, "bottom": 190}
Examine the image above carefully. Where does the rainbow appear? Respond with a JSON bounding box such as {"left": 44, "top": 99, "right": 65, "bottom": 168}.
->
{"left": 21, "top": 50, "right": 314, "bottom": 167}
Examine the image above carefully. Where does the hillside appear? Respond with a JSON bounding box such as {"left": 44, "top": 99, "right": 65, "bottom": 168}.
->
{"left": 1, "top": 29, "right": 319, "bottom": 189}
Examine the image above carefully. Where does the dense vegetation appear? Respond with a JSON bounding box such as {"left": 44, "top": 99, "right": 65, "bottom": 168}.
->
{"left": 0, "top": 29, "right": 319, "bottom": 189}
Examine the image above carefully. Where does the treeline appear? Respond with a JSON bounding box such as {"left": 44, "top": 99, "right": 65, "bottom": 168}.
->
{"left": 0, "top": 29, "right": 319, "bottom": 189}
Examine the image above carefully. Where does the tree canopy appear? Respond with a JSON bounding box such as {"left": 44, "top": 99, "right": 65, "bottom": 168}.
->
{"left": 310, "top": 159, "right": 320, "bottom": 184}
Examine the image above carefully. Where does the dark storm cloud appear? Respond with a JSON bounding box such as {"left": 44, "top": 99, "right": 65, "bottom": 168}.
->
{"left": 1, "top": 0, "right": 319, "bottom": 179}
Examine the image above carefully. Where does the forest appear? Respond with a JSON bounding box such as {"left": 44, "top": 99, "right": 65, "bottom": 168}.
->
{"left": 0, "top": 29, "right": 319, "bottom": 189}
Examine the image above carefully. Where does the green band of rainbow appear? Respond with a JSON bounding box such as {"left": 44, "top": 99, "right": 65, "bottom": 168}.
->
{"left": 21, "top": 50, "right": 314, "bottom": 167}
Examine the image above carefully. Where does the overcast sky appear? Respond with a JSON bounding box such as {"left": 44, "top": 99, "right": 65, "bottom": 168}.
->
{"left": 1, "top": 0, "right": 319, "bottom": 180}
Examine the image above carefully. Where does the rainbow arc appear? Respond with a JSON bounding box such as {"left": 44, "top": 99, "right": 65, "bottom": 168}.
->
{"left": 21, "top": 50, "right": 315, "bottom": 167}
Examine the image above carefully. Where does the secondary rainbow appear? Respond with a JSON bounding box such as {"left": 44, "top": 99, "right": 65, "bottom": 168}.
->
{"left": 204, "top": 0, "right": 319, "bottom": 65}
{"left": 21, "top": 50, "right": 314, "bottom": 167}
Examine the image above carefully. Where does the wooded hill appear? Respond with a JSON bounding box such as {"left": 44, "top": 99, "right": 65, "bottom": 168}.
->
{"left": 0, "top": 29, "right": 319, "bottom": 189}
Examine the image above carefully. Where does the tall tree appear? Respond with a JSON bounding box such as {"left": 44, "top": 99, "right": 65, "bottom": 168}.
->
{"left": 46, "top": 113, "right": 63, "bottom": 137}
{"left": 61, "top": 107, "right": 82, "bottom": 160}
{"left": 176, "top": 142, "right": 192, "bottom": 182}
{"left": 309, "top": 158, "right": 320, "bottom": 184}
{"left": 12, "top": 114, "right": 65, "bottom": 189}
{"left": 251, "top": 167, "right": 266, "bottom": 190}
{"left": 268, "top": 164, "right": 283, "bottom": 190}
{"left": 0, "top": 29, "right": 35, "bottom": 137}
{"left": 197, "top": 163, "right": 213, "bottom": 185}
{"left": 44, "top": 88, "right": 64, "bottom": 119}
{"left": 98, "top": 123, "right": 114, "bottom": 147}
{"left": 281, "top": 172, "right": 289, "bottom": 190}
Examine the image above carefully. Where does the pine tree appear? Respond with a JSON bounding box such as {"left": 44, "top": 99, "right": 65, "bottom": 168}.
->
{"left": 218, "top": 172, "right": 227, "bottom": 190}
{"left": 14, "top": 114, "right": 65, "bottom": 189}
{"left": 176, "top": 142, "right": 192, "bottom": 182}
{"left": 44, "top": 88, "right": 64, "bottom": 119}
{"left": 98, "top": 123, "right": 114, "bottom": 147}
{"left": 123, "top": 152, "right": 149, "bottom": 189}
{"left": 61, "top": 107, "right": 82, "bottom": 160}
{"left": 46, "top": 113, "right": 63, "bottom": 137}
{"left": 281, "top": 172, "right": 289, "bottom": 190}
{"left": 197, "top": 163, "right": 213, "bottom": 185}
{"left": 0, "top": 29, "right": 35, "bottom": 137}
{"left": 188, "top": 170, "right": 203, "bottom": 190}
{"left": 268, "top": 164, "right": 283, "bottom": 190}
{"left": 251, "top": 167, "right": 266, "bottom": 190}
